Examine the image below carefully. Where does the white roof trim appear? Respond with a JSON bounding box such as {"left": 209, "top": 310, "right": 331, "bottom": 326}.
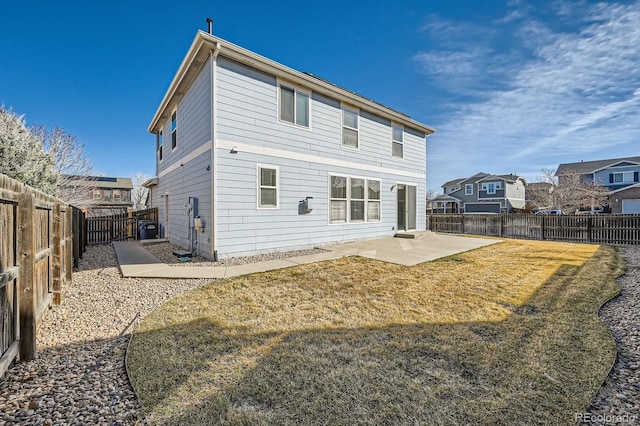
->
{"left": 149, "top": 31, "right": 435, "bottom": 135}
{"left": 592, "top": 160, "right": 640, "bottom": 174}
{"left": 610, "top": 183, "right": 640, "bottom": 194}
{"left": 456, "top": 172, "right": 490, "bottom": 185}
{"left": 142, "top": 178, "right": 158, "bottom": 188}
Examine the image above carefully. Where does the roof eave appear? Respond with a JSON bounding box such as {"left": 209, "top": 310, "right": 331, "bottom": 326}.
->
{"left": 148, "top": 31, "right": 435, "bottom": 136}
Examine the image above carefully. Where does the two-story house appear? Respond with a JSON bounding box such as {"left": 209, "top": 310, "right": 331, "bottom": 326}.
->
{"left": 61, "top": 175, "right": 133, "bottom": 217}
{"left": 556, "top": 156, "right": 640, "bottom": 214}
{"left": 144, "top": 29, "right": 435, "bottom": 260}
{"left": 432, "top": 172, "right": 526, "bottom": 214}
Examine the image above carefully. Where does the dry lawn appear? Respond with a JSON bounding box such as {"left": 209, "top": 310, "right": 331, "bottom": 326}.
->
{"left": 127, "top": 239, "right": 623, "bottom": 425}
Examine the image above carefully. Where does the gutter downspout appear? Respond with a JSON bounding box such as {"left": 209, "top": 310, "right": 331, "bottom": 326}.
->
{"left": 210, "top": 42, "right": 221, "bottom": 261}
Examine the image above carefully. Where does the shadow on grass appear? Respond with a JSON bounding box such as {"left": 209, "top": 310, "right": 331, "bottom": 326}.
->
{"left": 127, "top": 246, "right": 623, "bottom": 425}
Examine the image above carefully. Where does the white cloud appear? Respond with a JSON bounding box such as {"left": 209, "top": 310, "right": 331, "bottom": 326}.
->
{"left": 419, "top": 0, "right": 640, "bottom": 190}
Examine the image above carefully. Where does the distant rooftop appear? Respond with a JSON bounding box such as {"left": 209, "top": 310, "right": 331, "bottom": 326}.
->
{"left": 63, "top": 175, "right": 133, "bottom": 189}
{"left": 556, "top": 156, "right": 640, "bottom": 175}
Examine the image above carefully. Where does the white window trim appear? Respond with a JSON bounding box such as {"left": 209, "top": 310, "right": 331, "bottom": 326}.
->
{"left": 465, "top": 184, "right": 473, "bottom": 196}
{"left": 341, "top": 104, "right": 359, "bottom": 150}
{"left": 277, "top": 80, "right": 312, "bottom": 130}
{"left": 170, "top": 108, "right": 178, "bottom": 152}
{"left": 112, "top": 190, "right": 122, "bottom": 199}
{"left": 257, "top": 164, "right": 279, "bottom": 209}
{"left": 481, "top": 182, "right": 501, "bottom": 194}
{"left": 157, "top": 130, "right": 164, "bottom": 162}
{"left": 612, "top": 171, "right": 635, "bottom": 183}
{"left": 391, "top": 123, "right": 404, "bottom": 159}
{"left": 328, "top": 173, "right": 381, "bottom": 224}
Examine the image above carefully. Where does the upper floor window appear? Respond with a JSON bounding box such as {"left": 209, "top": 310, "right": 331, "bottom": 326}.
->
{"left": 112, "top": 190, "right": 122, "bottom": 199}
{"left": 171, "top": 111, "right": 177, "bottom": 150}
{"left": 465, "top": 184, "right": 473, "bottom": 195}
{"left": 93, "top": 190, "right": 101, "bottom": 199}
{"left": 342, "top": 107, "right": 359, "bottom": 149}
{"left": 610, "top": 171, "right": 638, "bottom": 184}
{"left": 481, "top": 182, "right": 501, "bottom": 194}
{"left": 157, "top": 130, "right": 163, "bottom": 161}
{"left": 258, "top": 165, "right": 278, "bottom": 208}
{"left": 392, "top": 124, "right": 403, "bottom": 158}
{"left": 279, "top": 85, "right": 309, "bottom": 127}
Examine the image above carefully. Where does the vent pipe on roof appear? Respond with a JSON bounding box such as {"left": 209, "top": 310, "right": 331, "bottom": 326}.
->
{"left": 206, "top": 17, "right": 213, "bottom": 34}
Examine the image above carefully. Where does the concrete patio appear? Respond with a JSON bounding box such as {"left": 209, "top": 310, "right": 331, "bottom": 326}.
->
{"left": 113, "top": 232, "right": 500, "bottom": 279}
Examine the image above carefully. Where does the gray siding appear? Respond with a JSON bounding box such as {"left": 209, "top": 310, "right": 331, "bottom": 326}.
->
{"left": 216, "top": 149, "right": 424, "bottom": 257}
{"left": 478, "top": 188, "right": 505, "bottom": 199}
{"left": 153, "top": 59, "right": 213, "bottom": 257}
{"left": 595, "top": 165, "right": 640, "bottom": 187}
{"left": 465, "top": 203, "right": 501, "bottom": 214}
{"left": 152, "top": 54, "right": 428, "bottom": 259}
{"left": 216, "top": 57, "right": 427, "bottom": 173}
{"left": 214, "top": 57, "right": 426, "bottom": 258}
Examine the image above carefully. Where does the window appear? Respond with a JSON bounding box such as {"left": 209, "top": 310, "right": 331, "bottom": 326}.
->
{"left": 481, "top": 182, "right": 501, "bottom": 194}
{"left": 279, "top": 85, "right": 309, "bottom": 127}
{"left": 367, "top": 180, "right": 381, "bottom": 221}
{"left": 330, "top": 175, "right": 381, "bottom": 224}
{"left": 350, "top": 178, "right": 365, "bottom": 221}
{"left": 342, "top": 107, "right": 359, "bottom": 148}
{"left": 610, "top": 172, "right": 636, "bottom": 183}
{"left": 258, "top": 165, "right": 278, "bottom": 208}
{"left": 330, "top": 176, "right": 348, "bottom": 223}
{"left": 157, "top": 130, "right": 163, "bottom": 161}
{"left": 392, "top": 124, "right": 403, "bottom": 158}
{"left": 112, "top": 190, "right": 121, "bottom": 199}
{"left": 93, "top": 190, "right": 101, "bottom": 199}
{"left": 465, "top": 184, "right": 473, "bottom": 195}
{"left": 171, "top": 111, "right": 177, "bottom": 150}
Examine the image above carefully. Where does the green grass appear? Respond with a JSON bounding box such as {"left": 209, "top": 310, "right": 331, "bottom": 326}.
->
{"left": 127, "top": 240, "right": 623, "bottom": 425}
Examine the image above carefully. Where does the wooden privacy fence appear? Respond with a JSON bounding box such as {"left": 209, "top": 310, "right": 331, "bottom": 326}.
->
{"left": 428, "top": 214, "right": 640, "bottom": 245}
{"left": 85, "top": 207, "right": 158, "bottom": 245}
{"left": 1, "top": 173, "right": 82, "bottom": 378}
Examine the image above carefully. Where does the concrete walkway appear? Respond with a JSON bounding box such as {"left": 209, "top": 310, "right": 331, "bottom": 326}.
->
{"left": 113, "top": 232, "right": 499, "bottom": 279}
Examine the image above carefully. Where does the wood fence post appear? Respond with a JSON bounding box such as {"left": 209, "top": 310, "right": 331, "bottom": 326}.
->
{"left": 51, "top": 204, "right": 62, "bottom": 305}
{"left": 540, "top": 215, "right": 546, "bottom": 241}
{"left": 72, "top": 208, "right": 80, "bottom": 268}
{"left": 587, "top": 216, "right": 592, "bottom": 243}
{"left": 65, "top": 207, "right": 73, "bottom": 282}
{"left": 128, "top": 209, "right": 134, "bottom": 240}
{"left": 17, "top": 192, "right": 36, "bottom": 361}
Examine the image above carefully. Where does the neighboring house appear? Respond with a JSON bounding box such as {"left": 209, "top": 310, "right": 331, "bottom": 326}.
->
{"left": 432, "top": 172, "right": 526, "bottom": 214}
{"left": 61, "top": 175, "right": 133, "bottom": 217}
{"left": 144, "top": 29, "right": 435, "bottom": 260}
{"left": 556, "top": 156, "right": 640, "bottom": 214}
{"left": 525, "top": 182, "right": 554, "bottom": 210}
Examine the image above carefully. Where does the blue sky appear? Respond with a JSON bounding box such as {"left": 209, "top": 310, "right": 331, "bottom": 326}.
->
{"left": 1, "top": 0, "right": 638, "bottom": 192}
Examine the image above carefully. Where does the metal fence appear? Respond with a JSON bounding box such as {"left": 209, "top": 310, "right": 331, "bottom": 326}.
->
{"left": 428, "top": 214, "right": 640, "bottom": 245}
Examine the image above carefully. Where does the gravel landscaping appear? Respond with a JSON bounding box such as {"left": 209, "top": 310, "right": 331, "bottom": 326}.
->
{"left": 0, "top": 243, "right": 638, "bottom": 425}
{"left": 580, "top": 246, "right": 640, "bottom": 425}
{"left": 143, "top": 241, "right": 328, "bottom": 267}
{"left": 0, "top": 244, "right": 210, "bottom": 425}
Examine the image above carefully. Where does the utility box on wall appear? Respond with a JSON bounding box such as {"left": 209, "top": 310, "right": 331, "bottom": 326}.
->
{"left": 303, "top": 197, "right": 313, "bottom": 214}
